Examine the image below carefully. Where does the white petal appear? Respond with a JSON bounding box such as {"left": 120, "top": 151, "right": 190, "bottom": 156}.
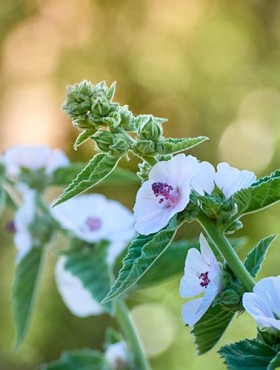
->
{"left": 14, "top": 230, "right": 32, "bottom": 263}
{"left": 181, "top": 297, "right": 203, "bottom": 326}
{"left": 199, "top": 233, "right": 216, "bottom": 266}
{"left": 45, "top": 149, "right": 69, "bottom": 175}
{"left": 243, "top": 292, "right": 275, "bottom": 327}
{"left": 215, "top": 162, "right": 256, "bottom": 199}
{"left": 105, "top": 342, "right": 128, "bottom": 367}
{"left": 55, "top": 257, "right": 104, "bottom": 317}
{"left": 134, "top": 206, "right": 175, "bottom": 235}
{"left": 191, "top": 161, "right": 215, "bottom": 195}
{"left": 253, "top": 276, "right": 280, "bottom": 319}
{"left": 107, "top": 241, "right": 127, "bottom": 266}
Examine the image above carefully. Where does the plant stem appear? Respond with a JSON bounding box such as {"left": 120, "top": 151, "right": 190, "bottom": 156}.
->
{"left": 115, "top": 300, "right": 151, "bottom": 370}
{"left": 197, "top": 212, "right": 255, "bottom": 292}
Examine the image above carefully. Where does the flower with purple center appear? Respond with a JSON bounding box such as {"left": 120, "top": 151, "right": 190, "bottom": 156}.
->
{"left": 105, "top": 341, "right": 129, "bottom": 370}
{"left": 243, "top": 276, "right": 280, "bottom": 330}
{"left": 1, "top": 144, "right": 69, "bottom": 180}
{"left": 179, "top": 233, "right": 222, "bottom": 326}
{"left": 134, "top": 154, "right": 199, "bottom": 235}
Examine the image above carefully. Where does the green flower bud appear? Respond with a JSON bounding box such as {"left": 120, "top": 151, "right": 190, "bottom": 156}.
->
{"left": 137, "top": 115, "right": 164, "bottom": 141}
{"left": 119, "top": 106, "right": 136, "bottom": 131}
{"left": 62, "top": 81, "right": 93, "bottom": 120}
{"left": 217, "top": 289, "right": 241, "bottom": 310}
{"left": 137, "top": 161, "right": 151, "bottom": 181}
{"left": 99, "top": 110, "right": 121, "bottom": 128}
{"left": 135, "top": 140, "right": 155, "bottom": 155}
{"left": 93, "top": 131, "right": 114, "bottom": 152}
{"left": 111, "top": 134, "right": 130, "bottom": 155}
{"left": 91, "top": 97, "right": 111, "bottom": 117}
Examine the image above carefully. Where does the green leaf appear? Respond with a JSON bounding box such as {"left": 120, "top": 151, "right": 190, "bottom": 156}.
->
{"left": 192, "top": 304, "right": 235, "bottom": 355}
{"left": 63, "top": 242, "right": 114, "bottom": 314}
{"left": 13, "top": 247, "right": 45, "bottom": 348}
{"left": 233, "top": 170, "right": 280, "bottom": 218}
{"left": 103, "top": 217, "right": 182, "bottom": 303}
{"left": 41, "top": 349, "right": 109, "bottom": 370}
{"left": 219, "top": 339, "right": 277, "bottom": 370}
{"left": 52, "top": 163, "right": 139, "bottom": 187}
{"left": 73, "top": 129, "right": 96, "bottom": 150}
{"left": 137, "top": 239, "right": 199, "bottom": 288}
{"left": 156, "top": 136, "right": 208, "bottom": 155}
{"left": 54, "top": 153, "right": 121, "bottom": 205}
{"left": 0, "top": 182, "right": 6, "bottom": 216}
{"left": 268, "top": 352, "right": 280, "bottom": 370}
{"left": 244, "top": 234, "right": 277, "bottom": 278}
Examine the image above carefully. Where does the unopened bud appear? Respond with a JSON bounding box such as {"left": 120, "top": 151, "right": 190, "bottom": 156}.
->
{"left": 135, "top": 139, "right": 155, "bottom": 155}
{"left": 137, "top": 115, "right": 164, "bottom": 141}
{"left": 119, "top": 106, "right": 135, "bottom": 131}
{"left": 111, "top": 134, "right": 130, "bottom": 155}
{"left": 93, "top": 131, "right": 114, "bottom": 152}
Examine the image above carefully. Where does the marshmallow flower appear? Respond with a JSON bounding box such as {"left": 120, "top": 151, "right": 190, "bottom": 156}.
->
{"left": 13, "top": 190, "right": 36, "bottom": 263}
{"left": 134, "top": 154, "right": 199, "bottom": 235}
{"left": 53, "top": 194, "right": 135, "bottom": 317}
{"left": 1, "top": 144, "right": 69, "bottom": 179}
{"left": 180, "top": 234, "right": 222, "bottom": 326}
{"left": 243, "top": 276, "right": 280, "bottom": 330}
{"left": 105, "top": 341, "right": 129, "bottom": 369}
{"left": 191, "top": 161, "right": 256, "bottom": 199}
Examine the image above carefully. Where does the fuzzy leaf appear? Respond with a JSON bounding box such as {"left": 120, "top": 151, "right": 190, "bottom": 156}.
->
{"left": 219, "top": 339, "right": 277, "bottom": 370}
{"left": 192, "top": 304, "right": 234, "bottom": 355}
{"left": 54, "top": 153, "right": 121, "bottom": 205}
{"left": 41, "top": 349, "right": 109, "bottom": 370}
{"left": 244, "top": 234, "right": 277, "bottom": 278}
{"left": 13, "top": 247, "right": 45, "bottom": 348}
{"left": 156, "top": 136, "right": 208, "bottom": 155}
{"left": 233, "top": 170, "right": 280, "bottom": 218}
{"left": 52, "top": 163, "right": 139, "bottom": 187}
{"left": 103, "top": 217, "right": 182, "bottom": 303}
{"left": 63, "top": 242, "right": 114, "bottom": 314}
{"left": 73, "top": 129, "right": 96, "bottom": 150}
{"left": 268, "top": 352, "right": 280, "bottom": 370}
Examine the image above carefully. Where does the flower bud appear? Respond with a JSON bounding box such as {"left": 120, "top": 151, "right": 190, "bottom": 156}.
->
{"left": 217, "top": 289, "right": 241, "bottom": 310}
{"left": 111, "top": 134, "right": 130, "bottom": 155}
{"left": 119, "top": 106, "right": 136, "bottom": 131}
{"left": 91, "top": 97, "right": 111, "bottom": 117}
{"left": 135, "top": 139, "right": 155, "bottom": 155}
{"left": 137, "top": 161, "right": 151, "bottom": 181}
{"left": 137, "top": 115, "right": 165, "bottom": 140}
{"left": 62, "top": 81, "right": 93, "bottom": 120}
{"left": 93, "top": 131, "right": 114, "bottom": 152}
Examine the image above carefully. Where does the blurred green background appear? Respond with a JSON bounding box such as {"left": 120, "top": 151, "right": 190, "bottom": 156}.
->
{"left": 1, "top": 0, "right": 280, "bottom": 369}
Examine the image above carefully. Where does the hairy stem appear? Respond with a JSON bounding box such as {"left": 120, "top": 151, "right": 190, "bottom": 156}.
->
{"left": 197, "top": 212, "right": 255, "bottom": 292}
{"left": 115, "top": 300, "right": 151, "bottom": 370}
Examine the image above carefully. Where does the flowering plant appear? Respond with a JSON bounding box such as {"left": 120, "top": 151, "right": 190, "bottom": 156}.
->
{"left": 2, "top": 80, "right": 280, "bottom": 370}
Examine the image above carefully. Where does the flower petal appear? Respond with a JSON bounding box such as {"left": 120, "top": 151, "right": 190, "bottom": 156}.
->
{"left": 253, "top": 276, "right": 280, "bottom": 319}
{"left": 55, "top": 257, "right": 104, "bottom": 317}
{"left": 181, "top": 297, "right": 203, "bottom": 326}
{"left": 243, "top": 292, "right": 275, "bottom": 327}
{"left": 191, "top": 161, "right": 215, "bottom": 195}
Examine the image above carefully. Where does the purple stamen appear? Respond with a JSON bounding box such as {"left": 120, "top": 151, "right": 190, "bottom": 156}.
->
{"left": 152, "top": 182, "right": 178, "bottom": 204}
{"left": 85, "top": 217, "right": 101, "bottom": 232}
{"left": 6, "top": 220, "right": 16, "bottom": 233}
{"left": 199, "top": 271, "right": 210, "bottom": 288}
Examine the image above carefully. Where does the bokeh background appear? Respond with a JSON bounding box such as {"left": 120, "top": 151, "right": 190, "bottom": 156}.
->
{"left": 1, "top": 0, "right": 280, "bottom": 369}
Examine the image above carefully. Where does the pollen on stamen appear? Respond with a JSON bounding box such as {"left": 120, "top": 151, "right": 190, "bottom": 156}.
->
{"left": 85, "top": 217, "right": 101, "bottom": 232}
{"left": 199, "top": 271, "right": 210, "bottom": 288}
{"left": 152, "top": 182, "right": 175, "bottom": 204}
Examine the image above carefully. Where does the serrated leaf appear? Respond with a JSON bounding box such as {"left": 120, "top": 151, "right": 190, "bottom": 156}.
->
{"left": 63, "top": 242, "right": 114, "bottom": 314}
{"left": 137, "top": 239, "right": 199, "bottom": 288}
{"left": 233, "top": 170, "right": 280, "bottom": 218}
{"left": 54, "top": 153, "right": 121, "bottom": 205}
{"left": 103, "top": 217, "right": 182, "bottom": 303}
{"left": 41, "top": 349, "right": 109, "bottom": 370}
{"left": 244, "top": 235, "right": 277, "bottom": 278}
{"left": 156, "top": 136, "right": 208, "bottom": 155}
{"left": 219, "top": 339, "right": 277, "bottom": 370}
{"left": 13, "top": 247, "right": 45, "bottom": 348}
{"left": 52, "top": 163, "right": 139, "bottom": 187}
{"left": 268, "top": 352, "right": 280, "bottom": 370}
{"left": 73, "top": 129, "right": 96, "bottom": 150}
{"left": 192, "top": 304, "right": 234, "bottom": 355}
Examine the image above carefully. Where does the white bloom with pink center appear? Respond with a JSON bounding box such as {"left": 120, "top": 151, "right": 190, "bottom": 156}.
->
{"left": 105, "top": 341, "right": 129, "bottom": 369}
{"left": 51, "top": 194, "right": 135, "bottom": 264}
{"left": 13, "top": 190, "right": 36, "bottom": 263}
{"left": 1, "top": 144, "right": 69, "bottom": 179}
{"left": 243, "top": 276, "right": 280, "bottom": 330}
{"left": 134, "top": 154, "right": 199, "bottom": 235}
{"left": 215, "top": 162, "right": 256, "bottom": 199}
{"left": 55, "top": 256, "right": 104, "bottom": 317}
{"left": 180, "top": 233, "right": 222, "bottom": 326}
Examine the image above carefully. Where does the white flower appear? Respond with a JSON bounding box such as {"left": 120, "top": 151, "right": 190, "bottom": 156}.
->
{"left": 1, "top": 144, "right": 69, "bottom": 179}
{"left": 243, "top": 276, "right": 280, "bottom": 330}
{"left": 179, "top": 233, "right": 222, "bottom": 326}
{"left": 215, "top": 162, "right": 256, "bottom": 199}
{"left": 55, "top": 256, "right": 104, "bottom": 317}
{"left": 13, "top": 190, "right": 36, "bottom": 263}
{"left": 105, "top": 341, "right": 129, "bottom": 369}
{"left": 134, "top": 154, "right": 199, "bottom": 235}
{"left": 191, "top": 161, "right": 256, "bottom": 199}
{"left": 51, "top": 194, "right": 135, "bottom": 264}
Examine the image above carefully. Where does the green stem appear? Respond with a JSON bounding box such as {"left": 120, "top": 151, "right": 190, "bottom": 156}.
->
{"left": 197, "top": 212, "right": 255, "bottom": 292}
{"left": 115, "top": 300, "right": 151, "bottom": 370}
